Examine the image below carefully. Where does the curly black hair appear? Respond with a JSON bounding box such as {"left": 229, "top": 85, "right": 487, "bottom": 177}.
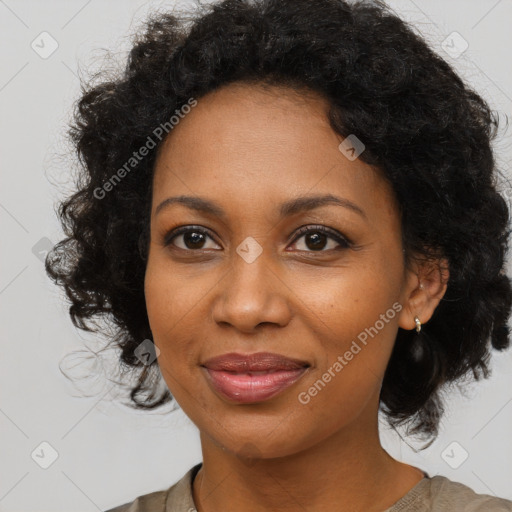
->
{"left": 46, "top": 0, "right": 512, "bottom": 445}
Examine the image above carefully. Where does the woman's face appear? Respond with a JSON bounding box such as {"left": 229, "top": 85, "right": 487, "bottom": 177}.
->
{"left": 145, "top": 82, "right": 421, "bottom": 459}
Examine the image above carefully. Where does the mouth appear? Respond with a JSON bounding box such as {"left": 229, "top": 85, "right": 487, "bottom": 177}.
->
{"left": 201, "top": 367, "right": 310, "bottom": 404}
{"left": 201, "top": 352, "right": 310, "bottom": 404}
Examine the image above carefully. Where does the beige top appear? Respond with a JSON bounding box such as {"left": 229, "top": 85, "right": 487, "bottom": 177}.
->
{"left": 105, "top": 463, "right": 512, "bottom": 511}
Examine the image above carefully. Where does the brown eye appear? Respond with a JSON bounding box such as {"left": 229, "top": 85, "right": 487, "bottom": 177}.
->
{"left": 289, "top": 225, "right": 351, "bottom": 252}
{"left": 164, "top": 226, "right": 220, "bottom": 251}
{"left": 163, "top": 224, "right": 352, "bottom": 253}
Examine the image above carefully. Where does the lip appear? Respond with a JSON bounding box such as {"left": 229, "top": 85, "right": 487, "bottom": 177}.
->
{"left": 202, "top": 352, "right": 310, "bottom": 372}
{"left": 201, "top": 352, "right": 310, "bottom": 404}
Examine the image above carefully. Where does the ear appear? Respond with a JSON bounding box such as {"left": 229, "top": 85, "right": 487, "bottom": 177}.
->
{"left": 397, "top": 255, "right": 450, "bottom": 331}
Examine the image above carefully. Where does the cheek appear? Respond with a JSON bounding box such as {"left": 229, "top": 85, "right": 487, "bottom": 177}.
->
{"left": 144, "top": 261, "right": 194, "bottom": 379}
{"left": 292, "top": 257, "right": 402, "bottom": 396}
{"left": 144, "top": 255, "right": 203, "bottom": 336}
{"left": 292, "top": 253, "right": 401, "bottom": 337}
{"left": 294, "top": 310, "right": 398, "bottom": 442}
{"left": 144, "top": 256, "right": 214, "bottom": 384}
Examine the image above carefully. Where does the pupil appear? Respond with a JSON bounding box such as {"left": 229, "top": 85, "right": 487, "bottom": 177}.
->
{"left": 185, "top": 232, "right": 204, "bottom": 249}
{"left": 306, "top": 232, "right": 326, "bottom": 250}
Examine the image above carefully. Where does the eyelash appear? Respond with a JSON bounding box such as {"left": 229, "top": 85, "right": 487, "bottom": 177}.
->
{"left": 163, "top": 224, "right": 352, "bottom": 253}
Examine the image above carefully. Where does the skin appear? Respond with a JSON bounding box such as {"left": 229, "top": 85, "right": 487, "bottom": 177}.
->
{"left": 144, "top": 81, "right": 449, "bottom": 511}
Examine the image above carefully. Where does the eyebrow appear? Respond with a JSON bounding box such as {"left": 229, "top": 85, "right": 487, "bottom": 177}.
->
{"left": 155, "top": 193, "right": 367, "bottom": 221}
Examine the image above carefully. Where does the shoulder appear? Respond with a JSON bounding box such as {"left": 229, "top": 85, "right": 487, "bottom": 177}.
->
{"left": 433, "top": 475, "right": 512, "bottom": 510}
{"left": 104, "top": 489, "right": 167, "bottom": 512}
{"left": 103, "top": 463, "right": 201, "bottom": 512}
{"left": 404, "top": 474, "right": 512, "bottom": 511}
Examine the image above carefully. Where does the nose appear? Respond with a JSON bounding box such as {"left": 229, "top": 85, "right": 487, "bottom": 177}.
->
{"left": 210, "top": 249, "right": 292, "bottom": 334}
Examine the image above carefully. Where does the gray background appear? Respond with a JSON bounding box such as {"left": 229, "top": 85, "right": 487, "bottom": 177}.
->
{"left": 1, "top": 0, "right": 511, "bottom": 510}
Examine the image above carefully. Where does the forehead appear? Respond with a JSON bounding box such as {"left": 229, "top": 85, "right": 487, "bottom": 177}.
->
{"left": 151, "top": 82, "right": 398, "bottom": 225}
{"left": 155, "top": 81, "right": 334, "bottom": 168}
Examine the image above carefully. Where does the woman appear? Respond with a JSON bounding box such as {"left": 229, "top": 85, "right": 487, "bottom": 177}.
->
{"left": 46, "top": 0, "right": 512, "bottom": 510}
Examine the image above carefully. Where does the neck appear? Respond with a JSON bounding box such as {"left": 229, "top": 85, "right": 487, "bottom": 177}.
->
{"left": 192, "top": 403, "right": 424, "bottom": 512}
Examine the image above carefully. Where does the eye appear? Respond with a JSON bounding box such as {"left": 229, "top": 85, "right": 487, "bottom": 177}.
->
{"left": 289, "top": 225, "right": 352, "bottom": 252}
{"left": 163, "top": 224, "right": 352, "bottom": 253}
{"left": 164, "top": 226, "right": 220, "bottom": 251}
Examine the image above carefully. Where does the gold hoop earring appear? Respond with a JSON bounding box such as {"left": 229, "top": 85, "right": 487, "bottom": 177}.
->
{"left": 414, "top": 316, "right": 422, "bottom": 333}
